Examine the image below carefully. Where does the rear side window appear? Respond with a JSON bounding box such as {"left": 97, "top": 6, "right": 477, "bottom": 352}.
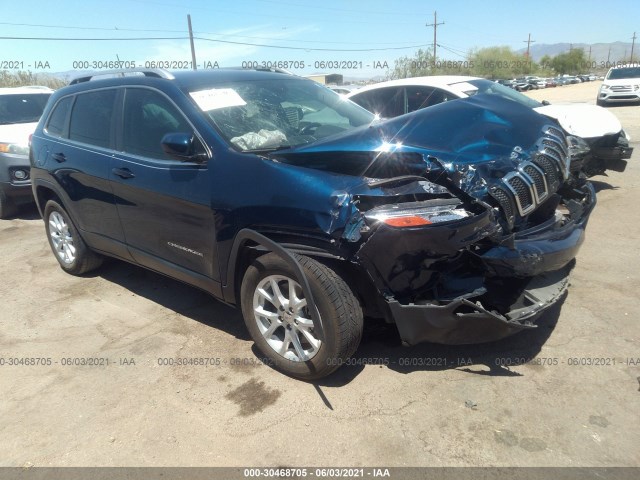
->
{"left": 350, "top": 87, "right": 405, "bottom": 118}
{"left": 69, "top": 90, "right": 116, "bottom": 148}
{"left": 123, "top": 88, "right": 193, "bottom": 160}
{"left": 46, "top": 97, "right": 73, "bottom": 137}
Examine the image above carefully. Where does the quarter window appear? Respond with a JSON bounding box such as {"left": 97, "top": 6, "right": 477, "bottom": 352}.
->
{"left": 123, "top": 89, "right": 193, "bottom": 160}
{"left": 46, "top": 96, "right": 73, "bottom": 137}
{"left": 69, "top": 90, "right": 116, "bottom": 148}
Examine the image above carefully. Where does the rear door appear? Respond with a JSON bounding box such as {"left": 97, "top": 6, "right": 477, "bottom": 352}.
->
{"left": 110, "top": 87, "right": 218, "bottom": 281}
{"left": 44, "top": 89, "right": 126, "bottom": 249}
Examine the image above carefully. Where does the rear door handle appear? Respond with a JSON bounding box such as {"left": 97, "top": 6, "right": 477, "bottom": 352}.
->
{"left": 52, "top": 153, "right": 66, "bottom": 163}
{"left": 112, "top": 167, "right": 135, "bottom": 179}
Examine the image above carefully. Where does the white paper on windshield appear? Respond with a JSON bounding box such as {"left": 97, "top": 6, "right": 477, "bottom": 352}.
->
{"left": 189, "top": 88, "right": 246, "bottom": 111}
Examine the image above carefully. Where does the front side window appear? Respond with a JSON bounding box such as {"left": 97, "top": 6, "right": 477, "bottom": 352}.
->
{"left": 69, "top": 89, "right": 116, "bottom": 148}
{"left": 0, "top": 93, "right": 50, "bottom": 125}
{"left": 123, "top": 88, "right": 194, "bottom": 160}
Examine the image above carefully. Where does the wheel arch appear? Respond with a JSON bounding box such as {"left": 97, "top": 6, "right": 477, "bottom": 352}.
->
{"left": 223, "top": 229, "right": 325, "bottom": 341}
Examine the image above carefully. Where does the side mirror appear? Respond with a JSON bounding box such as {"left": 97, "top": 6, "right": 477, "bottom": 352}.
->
{"left": 161, "top": 133, "right": 207, "bottom": 162}
{"left": 542, "top": 100, "right": 551, "bottom": 106}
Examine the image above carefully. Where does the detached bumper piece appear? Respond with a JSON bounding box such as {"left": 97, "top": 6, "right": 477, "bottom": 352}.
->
{"left": 592, "top": 142, "right": 633, "bottom": 173}
{"left": 388, "top": 263, "right": 572, "bottom": 346}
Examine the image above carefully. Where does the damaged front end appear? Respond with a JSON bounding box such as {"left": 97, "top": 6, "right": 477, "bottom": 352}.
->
{"left": 535, "top": 103, "right": 634, "bottom": 177}
{"left": 274, "top": 95, "right": 596, "bottom": 346}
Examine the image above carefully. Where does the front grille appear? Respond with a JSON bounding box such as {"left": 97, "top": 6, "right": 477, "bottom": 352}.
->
{"left": 490, "top": 124, "right": 569, "bottom": 220}
{"left": 523, "top": 163, "right": 548, "bottom": 203}
{"left": 492, "top": 187, "right": 515, "bottom": 222}
{"left": 504, "top": 172, "right": 535, "bottom": 215}
{"left": 532, "top": 155, "right": 560, "bottom": 192}
{"left": 611, "top": 85, "right": 632, "bottom": 92}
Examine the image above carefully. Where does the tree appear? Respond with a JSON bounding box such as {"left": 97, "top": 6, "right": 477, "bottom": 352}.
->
{"left": 0, "top": 70, "right": 66, "bottom": 89}
{"left": 547, "top": 49, "right": 587, "bottom": 75}
{"left": 468, "top": 46, "right": 536, "bottom": 78}
{"left": 387, "top": 48, "right": 434, "bottom": 79}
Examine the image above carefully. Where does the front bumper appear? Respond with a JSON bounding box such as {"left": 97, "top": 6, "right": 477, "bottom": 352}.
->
{"left": 360, "top": 182, "right": 596, "bottom": 346}
{"left": 598, "top": 90, "right": 640, "bottom": 104}
{"left": 388, "top": 262, "right": 571, "bottom": 345}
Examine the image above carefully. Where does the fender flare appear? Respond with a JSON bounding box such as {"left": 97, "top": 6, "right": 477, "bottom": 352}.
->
{"left": 223, "top": 228, "right": 325, "bottom": 341}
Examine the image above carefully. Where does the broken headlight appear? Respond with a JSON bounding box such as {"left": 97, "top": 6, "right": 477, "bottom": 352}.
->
{"left": 366, "top": 200, "right": 470, "bottom": 228}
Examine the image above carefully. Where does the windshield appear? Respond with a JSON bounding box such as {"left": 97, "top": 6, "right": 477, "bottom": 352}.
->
{"left": 607, "top": 67, "right": 640, "bottom": 80}
{"left": 0, "top": 93, "right": 51, "bottom": 125}
{"left": 191, "top": 79, "right": 375, "bottom": 151}
{"left": 454, "top": 79, "right": 542, "bottom": 108}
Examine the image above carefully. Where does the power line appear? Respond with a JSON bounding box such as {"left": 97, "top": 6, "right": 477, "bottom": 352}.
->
{"left": 436, "top": 44, "right": 467, "bottom": 59}
{"left": 0, "top": 34, "right": 429, "bottom": 52}
{"left": 0, "top": 21, "right": 425, "bottom": 46}
{"left": 194, "top": 37, "right": 429, "bottom": 52}
{"left": 0, "top": 36, "right": 189, "bottom": 41}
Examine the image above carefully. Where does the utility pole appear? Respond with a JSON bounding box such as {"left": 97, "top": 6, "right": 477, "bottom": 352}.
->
{"left": 426, "top": 11, "right": 445, "bottom": 62}
{"left": 607, "top": 46, "right": 611, "bottom": 63}
{"left": 631, "top": 32, "right": 637, "bottom": 63}
{"left": 523, "top": 33, "right": 535, "bottom": 58}
{"left": 187, "top": 14, "right": 197, "bottom": 70}
{"left": 588, "top": 45, "right": 592, "bottom": 63}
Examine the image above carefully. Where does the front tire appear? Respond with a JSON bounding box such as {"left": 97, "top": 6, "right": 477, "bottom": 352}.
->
{"left": 44, "top": 200, "right": 103, "bottom": 275}
{"left": 240, "top": 253, "right": 363, "bottom": 380}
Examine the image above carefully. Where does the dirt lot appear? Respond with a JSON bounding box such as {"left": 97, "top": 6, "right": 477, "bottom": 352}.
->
{"left": 1, "top": 80, "right": 639, "bottom": 470}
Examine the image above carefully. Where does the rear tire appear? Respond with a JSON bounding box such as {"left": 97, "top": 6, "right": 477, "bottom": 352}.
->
{"left": 44, "top": 200, "right": 103, "bottom": 275}
{"left": 240, "top": 252, "right": 363, "bottom": 380}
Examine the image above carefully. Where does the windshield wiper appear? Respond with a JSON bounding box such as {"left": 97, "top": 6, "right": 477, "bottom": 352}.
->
{"left": 243, "top": 145, "right": 293, "bottom": 153}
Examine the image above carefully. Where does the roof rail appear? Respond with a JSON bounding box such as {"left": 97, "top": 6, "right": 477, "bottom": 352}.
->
{"left": 222, "top": 66, "right": 295, "bottom": 76}
{"left": 253, "top": 67, "right": 295, "bottom": 75}
{"left": 69, "top": 69, "right": 175, "bottom": 85}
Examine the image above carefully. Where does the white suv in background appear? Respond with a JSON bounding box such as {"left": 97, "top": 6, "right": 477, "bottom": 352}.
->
{"left": 597, "top": 64, "right": 640, "bottom": 106}
{"left": 0, "top": 86, "right": 53, "bottom": 218}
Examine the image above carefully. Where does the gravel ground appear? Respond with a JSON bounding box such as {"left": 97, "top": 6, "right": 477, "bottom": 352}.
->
{"left": 0, "top": 80, "right": 638, "bottom": 470}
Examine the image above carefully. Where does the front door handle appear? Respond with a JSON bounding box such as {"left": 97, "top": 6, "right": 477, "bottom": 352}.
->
{"left": 112, "top": 167, "right": 135, "bottom": 179}
{"left": 52, "top": 152, "right": 66, "bottom": 163}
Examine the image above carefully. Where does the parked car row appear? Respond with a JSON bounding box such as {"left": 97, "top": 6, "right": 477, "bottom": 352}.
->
{"left": 499, "top": 74, "right": 598, "bottom": 91}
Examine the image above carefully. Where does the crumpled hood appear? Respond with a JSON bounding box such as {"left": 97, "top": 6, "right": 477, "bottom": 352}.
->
{"left": 280, "top": 94, "right": 551, "bottom": 166}
{"left": 275, "top": 95, "right": 557, "bottom": 202}
{"left": 534, "top": 103, "right": 623, "bottom": 139}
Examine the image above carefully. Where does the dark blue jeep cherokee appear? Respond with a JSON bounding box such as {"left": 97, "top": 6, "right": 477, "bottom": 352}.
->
{"left": 30, "top": 69, "right": 596, "bottom": 379}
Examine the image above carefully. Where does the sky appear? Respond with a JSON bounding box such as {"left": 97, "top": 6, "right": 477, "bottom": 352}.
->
{"left": 1, "top": 0, "right": 638, "bottom": 79}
